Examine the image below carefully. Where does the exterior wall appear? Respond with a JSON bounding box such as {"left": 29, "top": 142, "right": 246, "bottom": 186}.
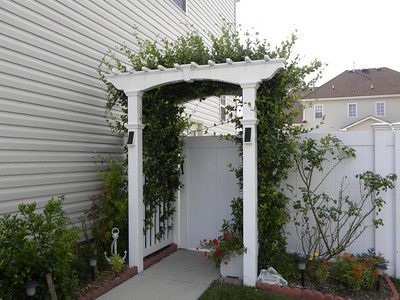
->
{"left": 303, "top": 95, "right": 400, "bottom": 132}
{"left": 0, "top": 0, "right": 236, "bottom": 226}
{"left": 185, "top": 96, "right": 237, "bottom": 136}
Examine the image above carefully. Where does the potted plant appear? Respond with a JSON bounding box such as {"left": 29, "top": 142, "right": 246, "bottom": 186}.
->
{"left": 199, "top": 221, "right": 246, "bottom": 278}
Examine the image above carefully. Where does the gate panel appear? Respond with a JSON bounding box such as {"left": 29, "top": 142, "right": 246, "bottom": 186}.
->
{"left": 179, "top": 136, "right": 241, "bottom": 249}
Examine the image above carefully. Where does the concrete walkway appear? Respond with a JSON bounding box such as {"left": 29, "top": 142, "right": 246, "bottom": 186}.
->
{"left": 98, "top": 249, "right": 219, "bottom": 300}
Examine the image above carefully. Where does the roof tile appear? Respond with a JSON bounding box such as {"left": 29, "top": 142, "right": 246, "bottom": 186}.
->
{"left": 303, "top": 67, "right": 400, "bottom": 99}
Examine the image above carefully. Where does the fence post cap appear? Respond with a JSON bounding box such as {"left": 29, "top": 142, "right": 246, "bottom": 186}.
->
{"left": 391, "top": 122, "right": 400, "bottom": 130}
{"left": 371, "top": 122, "right": 391, "bottom": 131}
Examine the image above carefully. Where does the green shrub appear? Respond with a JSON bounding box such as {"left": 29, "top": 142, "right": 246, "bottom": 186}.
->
{"left": 86, "top": 158, "right": 128, "bottom": 254}
{"left": 110, "top": 254, "right": 125, "bottom": 274}
{"left": 330, "top": 252, "right": 380, "bottom": 291}
{"left": 0, "top": 197, "right": 79, "bottom": 299}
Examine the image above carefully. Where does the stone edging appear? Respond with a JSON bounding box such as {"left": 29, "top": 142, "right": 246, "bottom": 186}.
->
{"left": 385, "top": 275, "right": 400, "bottom": 300}
{"left": 78, "top": 267, "right": 138, "bottom": 300}
{"left": 78, "top": 244, "right": 178, "bottom": 300}
{"left": 256, "top": 275, "right": 399, "bottom": 300}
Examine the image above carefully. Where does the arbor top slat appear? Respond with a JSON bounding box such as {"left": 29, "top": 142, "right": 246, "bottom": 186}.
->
{"left": 106, "top": 58, "right": 286, "bottom": 92}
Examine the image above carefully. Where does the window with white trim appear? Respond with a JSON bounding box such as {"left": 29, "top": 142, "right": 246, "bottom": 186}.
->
{"left": 171, "top": 0, "right": 186, "bottom": 12}
{"left": 348, "top": 103, "right": 357, "bottom": 118}
{"left": 220, "top": 95, "right": 227, "bottom": 122}
{"left": 314, "top": 104, "right": 323, "bottom": 119}
{"left": 376, "top": 102, "right": 385, "bottom": 117}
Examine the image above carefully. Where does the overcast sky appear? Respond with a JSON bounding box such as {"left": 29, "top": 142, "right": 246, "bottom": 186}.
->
{"left": 236, "top": 0, "right": 400, "bottom": 85}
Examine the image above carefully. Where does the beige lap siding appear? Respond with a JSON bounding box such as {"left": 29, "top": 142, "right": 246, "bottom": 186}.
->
{"left": 0, "top": 0, "right": 236, "bottom": 227}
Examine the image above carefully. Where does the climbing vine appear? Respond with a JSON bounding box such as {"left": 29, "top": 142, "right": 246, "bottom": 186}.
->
{"left": 99, "top": 25, "right": 322, "bottom": 265}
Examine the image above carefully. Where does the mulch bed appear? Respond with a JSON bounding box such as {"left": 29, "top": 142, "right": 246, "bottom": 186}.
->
{"left": 76, "top": 244, "right": 178, "bottom": 300}
{"left": 257, "top": 275, "right": 399, "bottom": 300}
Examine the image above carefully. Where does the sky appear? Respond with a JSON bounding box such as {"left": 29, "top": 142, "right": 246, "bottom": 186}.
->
{"left": 236, "top": 0, "right": 400, "bottom": 85}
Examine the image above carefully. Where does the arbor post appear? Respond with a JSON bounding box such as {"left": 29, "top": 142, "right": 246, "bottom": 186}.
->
{"left": 126, "top": 91, "right": 145, "bottom": 272}
{"left": 241, "top": 83, "right": 260, "bottom": 286}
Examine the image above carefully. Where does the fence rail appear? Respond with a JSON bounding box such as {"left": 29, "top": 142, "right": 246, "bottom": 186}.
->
{"left": 143, "top": 202, "right": 174, "bottom": 257}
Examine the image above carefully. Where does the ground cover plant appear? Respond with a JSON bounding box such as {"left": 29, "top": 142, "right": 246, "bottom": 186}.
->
{"left": 288, "top": 251, "right": 392, "bottom": 300}
{"left": 199, "top": 281, "right": 296, "bottom": 300}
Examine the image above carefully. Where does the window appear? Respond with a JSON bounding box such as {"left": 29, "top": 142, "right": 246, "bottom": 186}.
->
{"left": 314, "top": 104, "right": 323, "bottom": 119}
{"left": 348, "top": 103, "right": 357, "bottom": 118}
{"left": 220, "top": 95, "right": 227, "bottom": 122}
{"left": 171, "top": 0, "right": 186, "bottom": 12}
{"left": 376, "top": 102, "right": 385, "bottom": 117}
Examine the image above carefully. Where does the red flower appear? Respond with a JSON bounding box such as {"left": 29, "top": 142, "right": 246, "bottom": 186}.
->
{"left": 212, "top": 239, "right": 218, "bottom": 245}
{"left": 322, "top": 259, "right": 330, "bottom": 266}
{"left": 351, "top": 265, "right": 362, "bottom": 271}
{"left": 215, "top": 247, "right": 221, "bottom": 256}
{"left": 355, "top": 275, "right": 363, "bottom": 281}
{"left": 223, "top": 234, "right": 229, "bottom": 241}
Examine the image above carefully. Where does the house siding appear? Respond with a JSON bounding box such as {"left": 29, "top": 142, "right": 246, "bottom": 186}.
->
{"left": 303, "top": 96, "right": 400, "bottom": 132}
{"left": 0, "top": 0, "right": 236, "bottom": 226}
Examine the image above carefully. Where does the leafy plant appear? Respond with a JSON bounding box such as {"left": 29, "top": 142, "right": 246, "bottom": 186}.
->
{"left": 109, "top": 254, "right": 125, "bottom": 274}
{"left": 199, "top": 220, "right": 246, "bottom": 268}
{"left": 0, "top": 197, "right": 80, "bottom": 299}
{"left": 292, "top": 135, "right": 397, "bottom": 259}
{"left": 331, "top": 252, "right": 381, "bottom": 291}
{"left": 88, "top": 158, "right": 128, "bottom": 253}
{"left": 315, "top": 259, "right": 330, "bottom": 284}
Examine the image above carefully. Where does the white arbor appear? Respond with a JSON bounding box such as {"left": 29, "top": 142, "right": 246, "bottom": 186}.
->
{"left": 106, "top": 56, "right": 285, "bottom": 286}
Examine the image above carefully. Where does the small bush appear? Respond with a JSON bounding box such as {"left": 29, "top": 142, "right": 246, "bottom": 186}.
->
{"left": 89, "top": 158, "right": 128, "bottom": 254}
{"left": 0, "top": 197, "right": 79, "bottom": 299}
{"left": 110, "top": 254, "right": 125, "bottom": 274}
{"left": 331, "top": 252, "right": 380, "bottom": 291}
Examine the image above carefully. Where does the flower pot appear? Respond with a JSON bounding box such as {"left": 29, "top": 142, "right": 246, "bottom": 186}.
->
{"left": 220, "top": 254, "right": 243, "bottom": 278}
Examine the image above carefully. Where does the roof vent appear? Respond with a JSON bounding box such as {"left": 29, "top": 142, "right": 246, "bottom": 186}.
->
{"left": 371, "top": 84, "right": 374, "bottom": 89}
{"left": 332, "top": 84, "right": 335, "bottom": 90}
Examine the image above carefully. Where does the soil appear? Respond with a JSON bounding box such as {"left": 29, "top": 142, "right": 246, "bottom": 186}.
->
{"left": 75, "top": 268, "right": 125, "bottom": 297}
{"left": 289, "top": 277, "right": 392, "bottom": 300}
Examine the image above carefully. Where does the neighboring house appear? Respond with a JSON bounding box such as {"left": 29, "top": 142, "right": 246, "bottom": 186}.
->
{"left": 302, "top": 67, "right": 400, "bottom": 131}
{"left": 0, "top": 0, "right": 237, "bottom": 226}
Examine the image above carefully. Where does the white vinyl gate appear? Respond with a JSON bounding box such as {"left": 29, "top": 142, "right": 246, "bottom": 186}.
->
{"left": 179, "top": 136, "right": 242, "bottom": 249}
{"left": 143, "top": 136, "right": 241, "bottom": 256}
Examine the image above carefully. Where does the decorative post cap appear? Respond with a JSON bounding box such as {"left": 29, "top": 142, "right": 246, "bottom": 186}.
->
{"left": 391, "top": 122, "right": 400, "bottom": 131}
{"left": 371, "top": 122, "right": 391, "bottom": 131}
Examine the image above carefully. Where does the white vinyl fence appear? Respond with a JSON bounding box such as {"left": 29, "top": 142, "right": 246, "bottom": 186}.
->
{"left": 284, "top": 124, "right": 400, "bottom": 277}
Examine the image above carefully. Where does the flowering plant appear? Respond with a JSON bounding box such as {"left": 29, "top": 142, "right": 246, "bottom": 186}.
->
{"left": 330, "top": 252, "right": 383, "bottom": 291}
{"left": 199, "top": 220, "right": 246, "bottom": 268}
